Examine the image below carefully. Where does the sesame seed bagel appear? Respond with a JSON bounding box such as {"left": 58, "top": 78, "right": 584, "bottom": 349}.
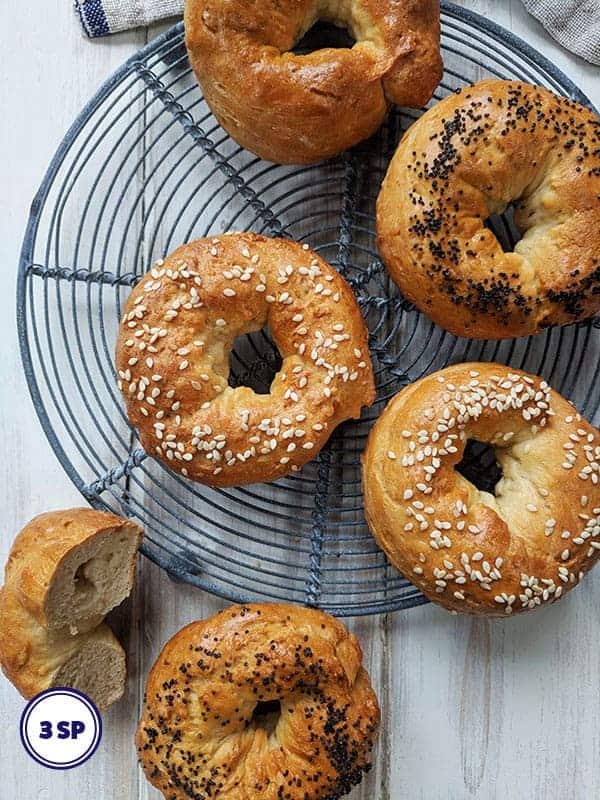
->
{"left": 362, "top": 362, "right": 600, "bottom": 616}
{"left": 116, "top": 234, "right": 375, "bottom": 487}
{"left": 136, "top": 603, "right": 380, "bottom": 800}
{"left": 184, "top": 0, "right": 442, "bottom": 164}
{"left": 377, "top": 80, "right": 600, "bottom": 339}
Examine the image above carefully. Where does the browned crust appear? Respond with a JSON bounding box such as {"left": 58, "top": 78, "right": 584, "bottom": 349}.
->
{"left": 0, "top": 583, "right": 125, "bottom": 706}
{"left": 184, "top": 0, "right": 442, "bottom": 164}
{"left": 362, "top": 362, "right": 600, "bottom": 616}
{"left": 136, "top": 603, "right": 380, "bottom": 800}
{"left": 115, "top": 233, "right": 375, "bottom": 487}
{"left": 0, "top": 509, "right": 142, "bottom": 704}
{"left": 5, "top": 507, "right": 142, "bottom": 628}
{"left": 377, "top": 79, "right": 600, "bottom": 339}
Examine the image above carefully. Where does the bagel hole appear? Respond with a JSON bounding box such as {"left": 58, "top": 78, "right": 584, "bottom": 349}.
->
{"left": 293, "top": 21, "right": 355, "bottom": 54}
{"left": 484, "top": 203, "right": 523, "bottom": 251}
{"left": 251, "top": 699, "right": 281, "bottom": 734}
{"left": 228, "top": 329, "right": 282, "bottom": 395}
{"left": 456, "top": 439, "right": 503, "bottom": 494}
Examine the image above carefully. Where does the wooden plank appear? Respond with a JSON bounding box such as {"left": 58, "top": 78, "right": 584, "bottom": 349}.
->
{"left": 0, "top": 1, "right": 146, "bottom": 797}
{"left": 385, "top": 4, "right": 600, "bottom": 800}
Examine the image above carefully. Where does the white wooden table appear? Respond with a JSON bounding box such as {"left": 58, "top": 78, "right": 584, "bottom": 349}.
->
{"left": 1, "top": 2, "right": 599, "bottom": 798}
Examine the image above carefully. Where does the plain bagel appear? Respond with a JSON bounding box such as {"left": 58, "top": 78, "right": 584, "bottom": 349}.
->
{"left": 377, "top": 80, "right": 600, "bottom": 339}
{"left": 116, "top": 234, "right": 375, "bottom": 487}
{"left": 362, "top": 363, "right": 600, "bottom": 616}
{"left": 136, "top": 603, "right": 380, "bottom": 800}
{"left": 185, "top": 0, "right": 442, "bottom": 164}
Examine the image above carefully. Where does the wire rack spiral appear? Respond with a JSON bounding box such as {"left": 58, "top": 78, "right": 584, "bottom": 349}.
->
{"left": 17, "top": 3, "right": 600, "bottom": 615}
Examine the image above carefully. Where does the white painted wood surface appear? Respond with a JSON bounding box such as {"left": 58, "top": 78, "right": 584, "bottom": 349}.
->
{"left": 0, "top": 2, "right": 599, "bottom": 798}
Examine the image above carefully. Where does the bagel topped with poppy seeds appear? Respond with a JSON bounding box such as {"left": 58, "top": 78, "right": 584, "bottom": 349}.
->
{"left": 136, "top": 604, "right": 380, "bottom": 800}
{"left": 377, "top": 80, "right": 600, "bottom": 339}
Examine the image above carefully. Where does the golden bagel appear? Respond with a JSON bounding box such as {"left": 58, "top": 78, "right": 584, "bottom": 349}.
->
{"left": 136, "top": 604, "right": 380, "bottom": 800}
{"left": 116, "top": 234, "right": 375, "bottom": 486}
{"left": 363, "top": 363, "right": 600, "bottom": 616}
{"left": 185, "top": 0, "right": 442, "bottom": 164}
{"left": 377, "top": 80, "right": 600, "bottom": 339}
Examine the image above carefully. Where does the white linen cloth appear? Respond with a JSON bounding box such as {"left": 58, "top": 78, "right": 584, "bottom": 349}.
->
{"left": 521, "top": 0, "right": 600, "bottom": 64}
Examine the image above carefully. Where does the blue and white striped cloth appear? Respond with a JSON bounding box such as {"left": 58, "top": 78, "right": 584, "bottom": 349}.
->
{"left": 75, "top": 0, "right": 183, "bottom": 38}
{"left": 73, "top": 0, "right": 600, "bottom": 66}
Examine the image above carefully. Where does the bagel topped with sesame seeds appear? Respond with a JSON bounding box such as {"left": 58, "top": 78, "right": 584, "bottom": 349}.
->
{"left": 377, "top": 79, "right": 600, "bottom": 339}
{"left": 116, "top": 233, "right": 374, "bottom": 487}
{"left": 136, "top": 603, "right": 380, "bottom": 800}
{"left": 184, "top": 0, "right": 442, "bottom": 164}
{"left": 362, "top": 362, "right": 600, "bottom": 616}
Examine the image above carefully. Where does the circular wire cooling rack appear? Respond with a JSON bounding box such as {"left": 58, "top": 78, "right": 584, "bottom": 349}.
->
{"left": 17, "top": 3, "right": 600, "bottom": 616}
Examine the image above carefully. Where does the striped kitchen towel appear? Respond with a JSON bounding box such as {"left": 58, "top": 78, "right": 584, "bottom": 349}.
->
{"left": 74, "top": 0, "right": 600, "bottom": 65}
{"left": 75, "top": 0, "right": 183, "bottom": 37}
